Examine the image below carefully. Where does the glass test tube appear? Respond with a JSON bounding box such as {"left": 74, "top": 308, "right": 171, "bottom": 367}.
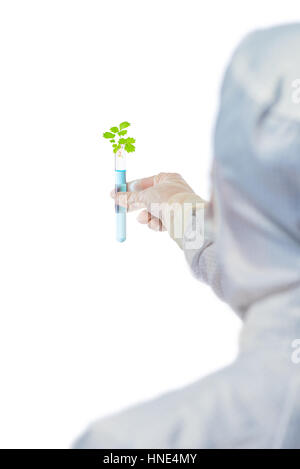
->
{"left": 115, "top": 144, "right": 126, "bottom": 242}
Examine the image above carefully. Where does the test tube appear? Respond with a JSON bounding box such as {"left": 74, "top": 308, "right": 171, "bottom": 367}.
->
{"left": 115, "top": 144, "right": 126, "bottom": 242}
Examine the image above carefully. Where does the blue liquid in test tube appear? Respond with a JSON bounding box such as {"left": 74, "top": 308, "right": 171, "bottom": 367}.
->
{"left": 115, "top": 145, "right": 127, "bottom": 242}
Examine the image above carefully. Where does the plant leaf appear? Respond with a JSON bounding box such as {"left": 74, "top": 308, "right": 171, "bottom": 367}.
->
{"left": 113, "top": 144, "right": 121, "bottom": 154}
{"left": 103, "top": 132, "right": 115, "bottom": 139}
{"left": 119, "top": 121, "right": 130, "bottom": 130}
{"left": 125, "top": 142, "right": 135, "bottom": 153}
{"left": 126, "top": 137, "right": 135, "bottom": 144}
{"left": 118, "top": 130, "right": 127, "bottom": 136}
{"left": 110, "top": 139, "right": 115, "bottom": 143}
{"left": 110, "top": 127, "right": 119, "bottom": 133}
{"left": 119, "top": 138, "right": 126, "bottom": 144}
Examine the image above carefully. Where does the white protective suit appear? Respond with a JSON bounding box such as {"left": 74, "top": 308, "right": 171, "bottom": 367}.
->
{"left": 76, "top": 24, "right": 300, "bottom": 449}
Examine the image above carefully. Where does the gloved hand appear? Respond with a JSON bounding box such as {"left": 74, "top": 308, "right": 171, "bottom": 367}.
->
{"left": 111, "top": 172, "right": 205, "bottom": 247}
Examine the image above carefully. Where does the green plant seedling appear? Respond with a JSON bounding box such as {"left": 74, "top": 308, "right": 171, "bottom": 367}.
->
{"left": 103, "top": 121, "right": 136, "bottom": 154}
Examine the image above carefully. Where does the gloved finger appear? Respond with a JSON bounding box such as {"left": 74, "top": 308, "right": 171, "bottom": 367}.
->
{"left": 110, "top": 178, "right": 153, "bottom": 198}
{"left": 158, "top": 219, "right": 167, "bottom": 231}
{"left": 111, "top": 173, "right": 185, "bottom": 199}
{"left": 127, "top": 173, "right": 181, "bottom": 192}
{"left": 113, "top": 191, "right": 146, "bottom": 212}
{"left": 148, "top": 216, "right": 166, "bottom": 232}
{"left": 154, "top": 215, "right": 166, "bottom": 231}
{"left": 137, "top": 210, "right": 166, "bottom": 231}
{"left": 127, "top": 176, "right": 155, "bottom": 192}
{"left": 137, "top": 210, "right": 151, "bottom": 224}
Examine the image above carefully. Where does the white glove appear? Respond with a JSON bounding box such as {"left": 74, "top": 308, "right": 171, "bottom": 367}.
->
{"left": 111, "top": 172, "right": 206, "bottom": 247}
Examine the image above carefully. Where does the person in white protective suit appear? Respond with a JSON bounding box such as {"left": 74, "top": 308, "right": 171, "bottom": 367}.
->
{"left": 76, "top": 24, "right": 300, "bottom": 449}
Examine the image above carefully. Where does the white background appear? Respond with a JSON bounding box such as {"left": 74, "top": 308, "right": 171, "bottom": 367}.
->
{"left": 0, "top": 0, "right": 298, "bottom": 449}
